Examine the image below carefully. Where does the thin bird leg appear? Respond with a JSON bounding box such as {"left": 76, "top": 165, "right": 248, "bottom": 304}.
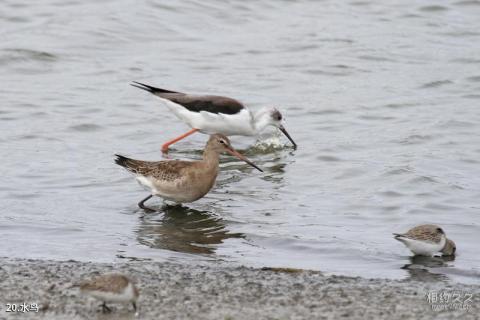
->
{"left": 101, "top": 302, "right": 111, "bottom": 313}
{"left": 138, "top": 195, "right": 155, "bottom": 212}
{"left": 132, "top": 302, "right": 137, "bottom": 312}
{"left": 161, "top": 128, "right": 199, "bottom": 154}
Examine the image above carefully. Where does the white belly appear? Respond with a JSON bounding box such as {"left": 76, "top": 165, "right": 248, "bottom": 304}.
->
{"left": 160, "top": 98, "right": 255, "bottom": 136}
{"left": 401, "top": 237, "right": 446, "bottom": 256}
{"left": 85, "top": 283, "right": 136, "bottom": 303}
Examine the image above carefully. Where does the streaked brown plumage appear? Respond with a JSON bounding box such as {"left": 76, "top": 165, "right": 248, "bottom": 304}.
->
{"left": 394, "top": 224, "right": 445, "bottom": 244}
{"left": 80, "top": 274, "right": 131, "bottom": 293}
{"left": 116, "top": 158, "right": 188, "bottom": 182}
{"left": 79, "top": 273, "right": 139, "bottom": 313}
{"left": 115, "top": 134, "right": 262, "bottom": 211}
{"left": 393, "top": 224, "right": 449, "bottom": 256}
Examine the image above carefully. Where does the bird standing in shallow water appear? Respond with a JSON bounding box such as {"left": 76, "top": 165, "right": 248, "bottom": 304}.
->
{"left": 393, "top": 224, "right": 455, "bottom": 256}
{"left": 115, "top": 134, "right": 262, "bottom": 211}
{"left": 131, "top": 81, "right": 297, "bottom": 153}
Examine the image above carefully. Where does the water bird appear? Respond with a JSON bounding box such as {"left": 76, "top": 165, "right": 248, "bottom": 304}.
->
{"left": 441, "top": 238, "right": 456, "bottom": 256}
{"left": 78, "top": 273, "right": 139, "bottom": 313}
{"left": 393, "top": 224, "right": 455, "bottom": 256}
{"left": 131, "top": 81, "right": 297, "bottom": 153}
{"left": 115, "top": 134, "right": 262, "bottom": 211}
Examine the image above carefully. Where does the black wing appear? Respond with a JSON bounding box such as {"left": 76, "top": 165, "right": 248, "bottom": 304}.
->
{"left": 131, "top": 81, "right": 245, "bottom": 115}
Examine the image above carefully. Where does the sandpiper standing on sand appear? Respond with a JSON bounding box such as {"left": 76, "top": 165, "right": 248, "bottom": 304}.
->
{"left": 115, "top": 134, "right": 263, "bottom": 211}
{"left": 79, "top": 273, "right": 139, "bottom": 313}
{"left": 131, "top": 82, "right": 297, "bottom": 153}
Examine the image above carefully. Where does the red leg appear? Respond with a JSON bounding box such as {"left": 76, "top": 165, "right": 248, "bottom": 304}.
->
{"left": 161, "top": 128, "right": 199, "bottom": 153}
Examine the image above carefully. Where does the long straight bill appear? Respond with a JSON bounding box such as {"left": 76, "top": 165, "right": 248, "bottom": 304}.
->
{"left": 279, "top": 125, "right": 297, "bottom": 149}
{"left": 225, "top": 148, "right": 263, "bottom": 172}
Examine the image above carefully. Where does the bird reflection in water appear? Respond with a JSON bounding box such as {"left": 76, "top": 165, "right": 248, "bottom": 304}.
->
{"left": 401, "top": 255, "right": 455, "bottom": 282}
{"left": 136, "top": 205, "right": 244, "bottom": 255}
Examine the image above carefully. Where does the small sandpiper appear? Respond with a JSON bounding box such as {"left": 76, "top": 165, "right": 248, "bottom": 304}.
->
{"left": 79, "top": 273, "right": 139, "bottom": 313}
{"left": 115, "top": 134, "right": 263, "bottom": 211}
{"left": 393, "top": 224, "right": 455, "bottom": 256}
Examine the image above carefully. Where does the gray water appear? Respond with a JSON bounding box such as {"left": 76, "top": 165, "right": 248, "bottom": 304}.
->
{"left": 1, "top": 0, "right": 480, "bottom": 284}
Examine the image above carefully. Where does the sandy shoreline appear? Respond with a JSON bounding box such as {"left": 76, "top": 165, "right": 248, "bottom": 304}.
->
{"left": 0, "top": 258, "right": 478, "bottom": 319}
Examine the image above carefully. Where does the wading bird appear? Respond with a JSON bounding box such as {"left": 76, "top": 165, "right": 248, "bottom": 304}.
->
{"left": 131, "top": 81, "right": 297, "bottom": 153}
{"left": 115, "top": 134, "right": 262, "bottom": 211}
{"left": 393, "top": 224, "right": 456, "bottom": 256}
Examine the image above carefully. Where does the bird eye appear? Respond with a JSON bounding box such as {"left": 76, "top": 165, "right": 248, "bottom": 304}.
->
{"left": 272, "top": 111, "right": 282, "bottom": 121}
{"left": 437, "top": 228, "right": 444, "bottom": 234}
{"left": 220, "top": 140, "right": 225, "bottom": 144}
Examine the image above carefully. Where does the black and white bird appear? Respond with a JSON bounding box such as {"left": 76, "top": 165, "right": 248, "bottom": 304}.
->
{"left": 131, "top": 82, "right": 297, "bottom": 153}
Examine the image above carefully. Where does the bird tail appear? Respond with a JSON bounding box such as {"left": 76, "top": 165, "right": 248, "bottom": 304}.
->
{"left": 393, "top": 233, "right": 407, "bottom": 241}
{"left": 115, "top": 154, "right": 141, "bottom": 173}
{"left": 115, "top": 154, "right": 130, "bottom": 167}
{"left": 130, "top": 81, "right": 179, "bottom": 94}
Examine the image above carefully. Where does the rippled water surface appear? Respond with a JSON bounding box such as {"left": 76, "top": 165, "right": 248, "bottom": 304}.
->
{"left": 1, "top": 0, "right": 480, "bottom": 284}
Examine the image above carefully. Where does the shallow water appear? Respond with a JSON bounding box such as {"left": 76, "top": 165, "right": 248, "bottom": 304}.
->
{"left": 1, "top": 0, "right": 480, "bottom": 284}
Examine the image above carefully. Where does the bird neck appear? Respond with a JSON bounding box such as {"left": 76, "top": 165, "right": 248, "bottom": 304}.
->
{"left": 202, "top": 145, "right": 220, "bottom": 167}
{"left": 252, "top": 108, "right": 272, "bottom": 134}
